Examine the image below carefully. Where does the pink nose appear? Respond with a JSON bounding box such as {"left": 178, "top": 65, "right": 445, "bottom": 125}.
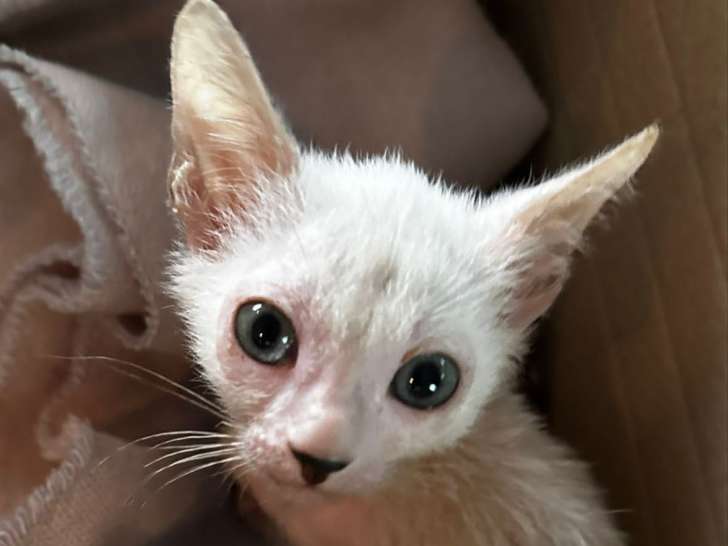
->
{"left": 287, "top": 411, "right": 352, "bottom": 485}
{"left": 288, "top": 410, "right": 349, "bottom": 451}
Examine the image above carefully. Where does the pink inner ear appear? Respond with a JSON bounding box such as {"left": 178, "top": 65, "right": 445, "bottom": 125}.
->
{"left": 502, "top": 246, "right": 568, "bottom": 330}
{"left": 169, "top": 155, "right": 235, "bottom": 251}
{"left": 171, "top": 119, "right": 289, "bottom": 251}
{"left": 506, "top": 276, "right": 563, "bottom": 330}
{"left": 170, "top": 114, "right": 300, "bottom": 250}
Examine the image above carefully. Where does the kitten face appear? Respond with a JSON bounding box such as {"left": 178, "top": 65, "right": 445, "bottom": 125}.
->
{"left": 171, "top": 152, "right": 524, "bottom": 494}
{"left": 168, "top": 0, "right": 657, "bottom": 507}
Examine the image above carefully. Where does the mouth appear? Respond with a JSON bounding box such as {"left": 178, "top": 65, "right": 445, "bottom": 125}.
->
{"left": 254, "top": 467, "right": 345, "bottom": 507}
{"left": 263, "top": 468, "right": 304, "bottom": 490}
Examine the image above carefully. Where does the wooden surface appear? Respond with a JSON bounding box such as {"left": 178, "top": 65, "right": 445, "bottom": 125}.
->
{"left": 492, "top": 1, "right": 727, "bottom": 545}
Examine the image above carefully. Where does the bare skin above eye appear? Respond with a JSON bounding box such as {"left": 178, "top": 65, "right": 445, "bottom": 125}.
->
{"left": 166, "top": 1, "right": 659, "bottom": 545}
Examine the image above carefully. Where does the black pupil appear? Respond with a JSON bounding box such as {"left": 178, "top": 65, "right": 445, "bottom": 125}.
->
{"left": 408, "top": 361, "right": 443, "bottom": 398}
{"left": 251, "top": 313, "right": 281, "bottom": 349}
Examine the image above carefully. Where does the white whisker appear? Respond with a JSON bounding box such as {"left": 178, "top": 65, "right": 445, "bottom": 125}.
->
{"left": 156, "top": 455, "right": 245, "bottom": 492}
{"left": 42, "top": 354, "right": 229, "bottom": 421}
{"left": 146, "top": 447, "right": 242, "bottom": 481}
{"left": 149, "top": 432, "right": 237, "bottom": 449}
{"left": 145, "top": 442, "right": 243, "bottom": 468}
{"left": 98, "top": 430, "right": 236, "bottom": 468}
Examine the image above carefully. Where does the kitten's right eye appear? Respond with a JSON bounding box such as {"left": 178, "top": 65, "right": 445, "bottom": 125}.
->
{"left": 234, "top": 301, "right": 296, "bottom": 365}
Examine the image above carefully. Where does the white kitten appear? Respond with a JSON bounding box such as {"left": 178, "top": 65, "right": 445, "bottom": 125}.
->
{"left": 166, "top": 1, "right": 658, "bottom": 545}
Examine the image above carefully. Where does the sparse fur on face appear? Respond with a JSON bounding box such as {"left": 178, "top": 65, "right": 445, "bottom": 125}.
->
{"left": 166, "top": 1, "right": 658, "bottom": 545}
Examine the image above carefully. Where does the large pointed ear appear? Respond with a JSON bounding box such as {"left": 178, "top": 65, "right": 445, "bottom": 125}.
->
{"left": 489, "top": 125, "right": 659, "bottom": 330}
{"left": 168, "top": 0, "right": 299, "bottom": 250}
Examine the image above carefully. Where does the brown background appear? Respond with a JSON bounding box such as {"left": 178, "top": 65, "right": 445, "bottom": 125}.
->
{"left": 492, "top": 2, "right": 727, "bottom": 545}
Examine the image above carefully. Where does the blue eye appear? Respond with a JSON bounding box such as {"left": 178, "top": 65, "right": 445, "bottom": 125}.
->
{"left": 234, "top": 301, "right": 296, "bottom": 365}
{"left": 390, "top": 353, "right": 460, "bottom": 410}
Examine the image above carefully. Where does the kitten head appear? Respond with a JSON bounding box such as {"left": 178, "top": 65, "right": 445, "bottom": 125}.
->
{"left": 167, "top": 0, "right": 657, "bottom": 501}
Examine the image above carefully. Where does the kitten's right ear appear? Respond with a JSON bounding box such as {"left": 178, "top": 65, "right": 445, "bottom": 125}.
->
{"left": 168, "top": 0, "right": 299, "bottom": 250}
{"left": 487, "top": 125, "right": 659, "bottom": 331}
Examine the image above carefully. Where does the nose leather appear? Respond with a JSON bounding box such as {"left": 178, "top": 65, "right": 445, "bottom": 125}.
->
{"left": 290, "top": 447, "right": 350, "bottom": 486}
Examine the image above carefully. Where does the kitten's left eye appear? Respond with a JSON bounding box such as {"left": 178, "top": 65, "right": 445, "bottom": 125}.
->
{"left": 390, "top": 353, "right": 460, "bottom": 410}
{"left": 234, "top": 301, "right": 296, "bottom": 365}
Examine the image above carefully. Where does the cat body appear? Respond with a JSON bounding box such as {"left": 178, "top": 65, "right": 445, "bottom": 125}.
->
{"left": 167, "top": 1, "right": 657, "bottom": 545}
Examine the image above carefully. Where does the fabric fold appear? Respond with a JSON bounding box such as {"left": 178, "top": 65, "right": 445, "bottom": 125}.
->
{"left": 0, "top": 47, "right": 200, "bottom": 544}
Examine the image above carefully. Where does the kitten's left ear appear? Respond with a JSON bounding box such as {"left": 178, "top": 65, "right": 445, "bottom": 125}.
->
{"left": 168, "top": 0, "right": 299, "bottom": 250}
{"left": 490, "top": 125, "right": 659, "bottom": 330}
